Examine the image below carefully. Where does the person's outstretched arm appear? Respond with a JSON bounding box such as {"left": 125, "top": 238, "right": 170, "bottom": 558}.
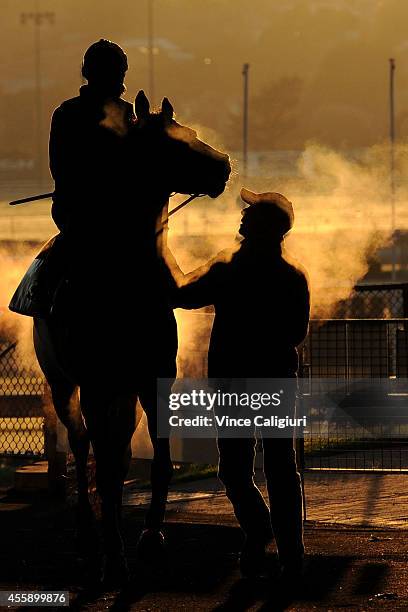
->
{"left": 161, "top": 244, "right": 185, "bottom": 288}
{"left": 171, "top": 260, "right": 225, "bottom": 309}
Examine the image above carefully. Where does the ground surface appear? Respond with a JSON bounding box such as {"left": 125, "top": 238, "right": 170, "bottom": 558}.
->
{"left": 1, "top": 470, "right": 408, "bottom": 610}
{"left": 124, "top": 471, "right": 408, "bottom": 530}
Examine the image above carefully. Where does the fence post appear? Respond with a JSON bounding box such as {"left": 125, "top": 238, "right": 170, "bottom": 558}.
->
{"left": 297, "top": 343, "right": 307, "bottom": 521}
{"left": 402, "top": 284, "right": 408, "bottom": 318}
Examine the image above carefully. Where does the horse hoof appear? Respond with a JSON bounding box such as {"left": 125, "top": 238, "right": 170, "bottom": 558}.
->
{"left": 137, "top": 528, "right": 166, "bottom": 562}
{"left": 101, "top": 553, "right": 130, "bottom": 589}
{"left": 239, "top": 536, "right": 267, "bottom": 578}
{"left": 78, "top": 555, "right": 104, "bottom": 589}
{"left": 76, "top": 507, "right": 100, "bottom": 559}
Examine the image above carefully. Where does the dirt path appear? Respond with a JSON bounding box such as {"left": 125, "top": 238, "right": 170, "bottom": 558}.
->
{"left": 124, "top": 471, "right": 408, "bottom": 530}
{"left": 1, "top": 470, "right": 408, "bottom": 610}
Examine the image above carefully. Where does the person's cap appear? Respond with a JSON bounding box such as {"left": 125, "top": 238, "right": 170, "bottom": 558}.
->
{"left": 240, "top": 187, "right": 294, "bottom": 235}
{"left": 82, "top": 39, "right": 128, "bottom": 80}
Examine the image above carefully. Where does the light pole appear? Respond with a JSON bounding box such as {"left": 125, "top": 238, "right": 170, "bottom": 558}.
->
{"left": 389, "top": 58, "right": 396, "bottom": 280}
{"left": 20, "top": 3, "right": 55, "bottom": 189}
{"left": 242, "top": 63, "right": 250, "bottom": 176}
{"left": 148, "top": 0, "right": 155, "bottom": 105}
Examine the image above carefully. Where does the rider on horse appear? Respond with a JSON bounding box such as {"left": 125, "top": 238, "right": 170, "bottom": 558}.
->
{"left": 10, "top": 39, "right": 231, "bottom": 584}
{"left": 50, "top": 39, "right": 134, "bottom": 237}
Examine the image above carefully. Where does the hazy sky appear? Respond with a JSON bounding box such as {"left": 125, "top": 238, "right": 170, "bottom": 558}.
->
{"left": 2, "top": 0, "right": 408, "bottom": 171}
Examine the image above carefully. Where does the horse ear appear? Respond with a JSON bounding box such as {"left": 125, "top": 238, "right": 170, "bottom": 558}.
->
{"left": 161, "top": 97, "right": 174, "bottom": 123}
{"left": 135, "top": 90, "right": 150, "bottom": 120}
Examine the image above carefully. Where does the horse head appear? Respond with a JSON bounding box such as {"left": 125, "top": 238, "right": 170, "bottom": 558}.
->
{"left": 131, "top": 90, "right": 231, "bottom": 200}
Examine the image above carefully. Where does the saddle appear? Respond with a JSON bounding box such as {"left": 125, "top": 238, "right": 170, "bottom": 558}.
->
{"left": 9, "top": 233, "right": 67, "bottom": 318}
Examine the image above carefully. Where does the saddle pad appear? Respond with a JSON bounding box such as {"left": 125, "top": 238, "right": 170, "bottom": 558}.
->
{"left": 9, "top": 234, "right": 61, "bottom": 318}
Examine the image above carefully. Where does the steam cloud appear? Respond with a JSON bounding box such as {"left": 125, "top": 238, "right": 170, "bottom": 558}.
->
{"left": 0, "top": 244, "right": 40, "bottom": 372}
{"left": 168, "top": 142, "right": 403, "bottom": 374}
{"left": 0, "top": 141, "right": 402, "bottom": 458}
{"left": 0, "top": 143, "right": 403, "bottom": 378}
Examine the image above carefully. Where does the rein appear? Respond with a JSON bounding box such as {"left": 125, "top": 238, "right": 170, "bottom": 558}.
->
{"left": 156, "top": 193, "right": 205, "bottom": 236}
{"left": 9, "top": 191, "right": 205, "bottom": 236}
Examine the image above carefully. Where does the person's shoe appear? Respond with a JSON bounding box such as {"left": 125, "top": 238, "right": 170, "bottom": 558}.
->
{"left": 239, "top": 536, "right": 267, "bottom": 578}
{"left": 101, "top": 552, "right": 130, "bottom": 589}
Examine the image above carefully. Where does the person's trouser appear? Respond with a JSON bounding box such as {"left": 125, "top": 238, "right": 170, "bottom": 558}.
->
{"left": 217, "top": 435, "right": 304, "bottom": 566}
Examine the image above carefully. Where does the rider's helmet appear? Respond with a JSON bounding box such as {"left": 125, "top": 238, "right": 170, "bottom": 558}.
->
{"left": 82, "top": 39, "right": 128, "bottom": 91}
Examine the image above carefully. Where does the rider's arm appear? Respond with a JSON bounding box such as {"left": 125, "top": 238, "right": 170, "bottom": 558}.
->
{"left": 49, "top": 107, "right": 62, "bottom": 182}
{"left": 49, "top": 105, "right": 78, "bottom": 230}
{"left": 49, "top": 105, "right": 76, "bottom": 189}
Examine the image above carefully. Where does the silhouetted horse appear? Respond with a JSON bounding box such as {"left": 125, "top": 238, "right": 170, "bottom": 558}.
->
{"left": 33, "top": 91, "right": 230, "bottom": 583}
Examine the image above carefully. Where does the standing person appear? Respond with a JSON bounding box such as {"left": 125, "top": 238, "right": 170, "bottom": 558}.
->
{"left": 173, "top": 187, "right": 310, "bottom": 580}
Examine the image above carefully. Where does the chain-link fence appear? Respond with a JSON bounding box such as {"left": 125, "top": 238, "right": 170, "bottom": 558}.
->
{"left": 0, "top": 342, "right": 45, "bottom": 456}
{"left": 2, "top": 283, "right": 408, "bottom": 465}
{"left": 334, "top": 283, "right": 408, "bottom": 319}
{"left": 300, "top": 319, "right": 408, "bottom": 471}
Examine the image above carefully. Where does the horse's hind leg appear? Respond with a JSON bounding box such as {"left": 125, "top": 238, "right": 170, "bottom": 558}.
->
{"left": 49, "top": 384, "right": 93, "bottom": 514}
{"left": 33, "top": 320, "right": 95, "bottom": 554}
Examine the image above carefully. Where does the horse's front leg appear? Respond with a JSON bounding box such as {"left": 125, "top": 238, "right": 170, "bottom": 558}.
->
{"left": 137, "top": 387, "right": 174, "bottom": 559}
{"left": 80, "top": 389, "right": 137, "bottom": 586}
